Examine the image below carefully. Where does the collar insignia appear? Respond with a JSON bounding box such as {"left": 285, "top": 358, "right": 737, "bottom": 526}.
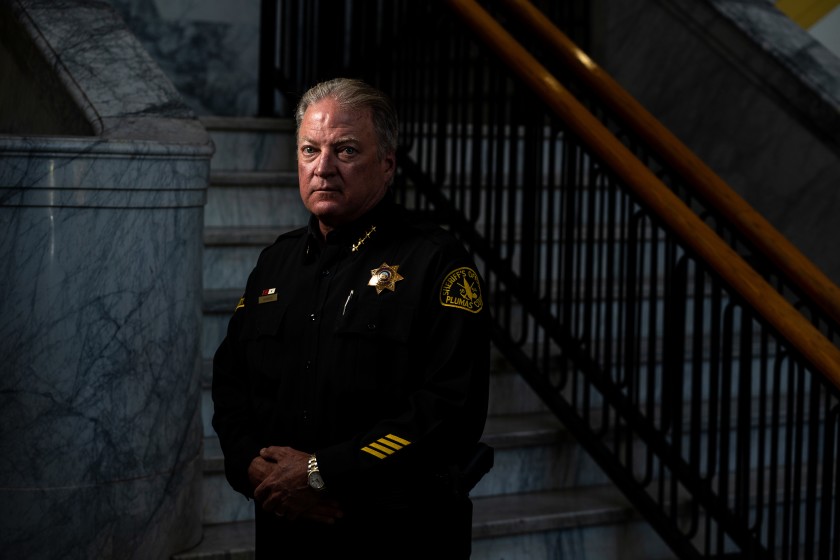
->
{"left": 352, "top": 225, "right": 377, "bottom": 252}
{"left": 368, "top": 262, "right": 404, "bottom": 294}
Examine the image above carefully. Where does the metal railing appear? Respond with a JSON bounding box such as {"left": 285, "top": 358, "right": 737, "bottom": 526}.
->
{"left": 258, "top": 1, "right": 840, "bottom": 557}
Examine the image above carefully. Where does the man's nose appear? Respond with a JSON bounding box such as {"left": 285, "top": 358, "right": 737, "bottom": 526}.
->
{"left": 314, "top": 152, "right": 335, "bottom": 175}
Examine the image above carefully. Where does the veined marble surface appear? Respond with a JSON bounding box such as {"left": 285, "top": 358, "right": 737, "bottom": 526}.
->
{"left": 0, "top": 1, "right": 212, "bottom": 558}
{"left": 3, "top": 0, "right": 207, "bottom": 142}
{"left": 595, "top": 0, "right": 840, "bottom": 285}
{"left": 0, "top": 197, "right": 205, "bottom": 558}
{"left": 108, "top": 0, "right": 262, "bottom": 117}
{"left": 703, "top": 0, "right": 839, "bottom": 142}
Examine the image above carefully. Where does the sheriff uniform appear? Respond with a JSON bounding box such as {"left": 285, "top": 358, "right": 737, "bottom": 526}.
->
{"left": 212, "top": 192, "right": 490, "bottom": 557}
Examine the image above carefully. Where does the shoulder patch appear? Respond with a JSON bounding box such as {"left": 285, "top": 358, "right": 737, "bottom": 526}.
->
{"left": 234, "top": 297, "right": 245, "bottom": 312}
{"left": 440, "top": 267, "right": 483, "bottom": 313}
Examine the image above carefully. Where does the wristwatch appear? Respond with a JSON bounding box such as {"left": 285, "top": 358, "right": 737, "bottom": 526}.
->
{"left": 307, "top": 454, "right": 326, "bottom": 492}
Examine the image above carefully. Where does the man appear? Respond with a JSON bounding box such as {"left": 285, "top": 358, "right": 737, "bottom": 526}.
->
{"left": 212, "top": 77, "right": 490, "bottom": 557}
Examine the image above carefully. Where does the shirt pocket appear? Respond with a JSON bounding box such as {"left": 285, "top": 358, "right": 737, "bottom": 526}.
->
{"left": 238, "top": 301, "right": 288, "bottom": 382}
{"left": 333, "top": 299, "right": 416, "bottom": 395}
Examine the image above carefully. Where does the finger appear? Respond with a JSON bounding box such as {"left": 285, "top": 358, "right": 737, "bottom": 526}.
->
{"left": 253, "top": 478, "right": 275, "bottom": 503}
{"left": 259, "top": 447, "right": 279, "bottom": 462}
{"left": 261, "top": 488, "right": 286, "bottom": 512}
{"left": 253, "top": 479, "right": 266, "bottom": 499}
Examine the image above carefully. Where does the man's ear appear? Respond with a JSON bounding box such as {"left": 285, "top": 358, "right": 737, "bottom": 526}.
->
{"left": 382, "top": 152, "right": 396, "bottom": 181}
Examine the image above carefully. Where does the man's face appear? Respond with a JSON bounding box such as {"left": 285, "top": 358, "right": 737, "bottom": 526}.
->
{"left": 297, "top": 97, "right": 395, "bottom": 236}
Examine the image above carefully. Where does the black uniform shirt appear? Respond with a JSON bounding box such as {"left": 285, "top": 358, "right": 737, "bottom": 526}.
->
{"left": 212, "top": 192, "right": 490, "bottom": 509}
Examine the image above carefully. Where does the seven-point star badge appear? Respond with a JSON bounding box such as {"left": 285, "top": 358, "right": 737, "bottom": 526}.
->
{"left": 368, "top": 263, "right": 404, "bottom": 294}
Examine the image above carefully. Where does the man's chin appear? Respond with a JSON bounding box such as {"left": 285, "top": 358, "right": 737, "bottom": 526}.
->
{"left": 307, "top": 199, "right": 341, "bottom": 216}
{"left": 311, "top": 207, "right": 347, "bottom": 228}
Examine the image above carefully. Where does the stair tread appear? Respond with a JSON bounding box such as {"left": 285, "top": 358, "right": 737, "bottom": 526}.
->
{"left": 472, "top": 485, "right": 636, "bottom": 538}
{"left": 482, "top": 412, "right": 569, "bottom": 447}
{"left": 201, "top": 115, "right": 294, "bottom": 132}
{"left": 204, "top": 288, "right": 242, "bottom": 315}
{"left": 174, "top": 484, "right": 635, "bottom": 559}
{"left": 172, "top": 519, "right": 254, "bottom": 560}
{"left": 210, "top": 170, "right": 298, "bottom": 186}
{"left": 204, "top": 226, "right": 287, "bottom": 246}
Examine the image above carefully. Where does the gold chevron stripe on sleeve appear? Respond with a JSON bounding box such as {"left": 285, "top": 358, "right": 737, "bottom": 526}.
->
{"left": 370, "top": 442, "right": 395, "bottom": 455}
{"left": 378, "top": 438, "right": 403, "bottom": 450}
{"left": 385, "top": 434, "right": 411, "bottom": 446}
{"left": 361, "top": 446, "right": 387, "bottom": 459}
{"left": 360, "top": 434, "right": 413, "bottom": 459}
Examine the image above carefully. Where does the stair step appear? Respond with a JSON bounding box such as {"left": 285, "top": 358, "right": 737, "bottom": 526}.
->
{"left": 210, "top": 170, "right": 298, "bottom": 186}
{"left": 173, "top": 484, "right": 674, "bottom": 560}
{"left": 205, "top": 172, "right": 307, "bottom": 229}
{"left": 472, "top": 485, "right": 636, "bottom": 539}
{"left": 201, "top": 116, "right": 296, "bottom": 173}
{"left": 482, "top": 412, "right": 567, "bottom": 448}
{"left": 472, "top": 485, "right": 677, "bottom": 559}
{"left": 172, "top": 520, "right": 253, "bottom": 560}
{"left": 202, "top": 115, "right": 295, "bottom": 133}
{"left": 203, "top": 226, "right": 307, "bottom": 291}
{"left": 205, "top": 288, "right": 245, "bottom": 314}
{"left": 204, "top": 226, "right": 287, "bottom": 246}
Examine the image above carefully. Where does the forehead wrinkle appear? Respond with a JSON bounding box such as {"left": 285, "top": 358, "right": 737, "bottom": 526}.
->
{"left": 300, "top": 132, "right": 362, "bottom": 147}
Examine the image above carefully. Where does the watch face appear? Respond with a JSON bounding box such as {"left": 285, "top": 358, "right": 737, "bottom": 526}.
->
{"left": 308, "top": 471, "right": 326, "bottom": 490}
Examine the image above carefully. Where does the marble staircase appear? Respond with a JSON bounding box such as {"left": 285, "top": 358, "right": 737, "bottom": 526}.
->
{"left": 176, "top": 115, "right": 678, "bottom": 560}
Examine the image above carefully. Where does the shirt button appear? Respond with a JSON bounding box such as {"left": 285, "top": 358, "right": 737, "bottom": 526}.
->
{"left": 321, "top": 270, "right": 330, "bottom": 277}
{"left": 310, "top": 313, "right": 316, "bottom": 321}
{"left": 367, "top": 323, "right": 376, "bottom": 331}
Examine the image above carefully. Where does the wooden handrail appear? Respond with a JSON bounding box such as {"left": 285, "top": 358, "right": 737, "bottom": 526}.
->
{"left": 497, "top": 0, "right": 840, "bottom": 332}
{"left": 444, "top": 0, "right": 840, "bottom": 384}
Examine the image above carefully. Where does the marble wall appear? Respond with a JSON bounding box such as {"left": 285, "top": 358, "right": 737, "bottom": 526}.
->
{"left": 107, "top": 0, "right": 262, "bottom": 117}
{"left": 592, "top": 0, "right": 840, "bottom": 284}
{"left": 0, "top": 1, "right": 212, "bottom": 558}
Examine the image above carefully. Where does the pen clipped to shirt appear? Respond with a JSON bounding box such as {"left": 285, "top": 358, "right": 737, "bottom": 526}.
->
{"left": 343, "top": 289, "right": 354, "bottom": 315}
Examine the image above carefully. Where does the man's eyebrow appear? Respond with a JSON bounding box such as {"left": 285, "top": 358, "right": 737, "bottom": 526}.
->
{"left": 299, "top": 135, "right": 360, "bottom": 146}
{"left": 332, "top": 135, "right": 361, "bottom": 146}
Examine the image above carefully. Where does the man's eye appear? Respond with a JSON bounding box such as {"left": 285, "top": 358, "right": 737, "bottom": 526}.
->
{"left": 301, "top": 146, "right": 315, "bottom": 155}
{"left": 340, "top": 147, "right": 357, "bottom": 155}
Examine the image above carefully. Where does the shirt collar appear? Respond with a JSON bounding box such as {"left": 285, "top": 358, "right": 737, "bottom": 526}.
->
{"left": 307, "top": 191, "right": 395, "bottom": 245}
{"left": 304, "top": 190, "right": 397, "bottom": 257}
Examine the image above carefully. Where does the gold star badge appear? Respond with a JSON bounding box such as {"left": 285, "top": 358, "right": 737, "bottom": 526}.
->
{"left": 368, "top": 263, "right": 404, "bottom": 294}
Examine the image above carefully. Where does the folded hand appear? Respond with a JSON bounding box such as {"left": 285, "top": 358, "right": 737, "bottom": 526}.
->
{"left": 248, "top": 446, "right": 344, "bottom": 524}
